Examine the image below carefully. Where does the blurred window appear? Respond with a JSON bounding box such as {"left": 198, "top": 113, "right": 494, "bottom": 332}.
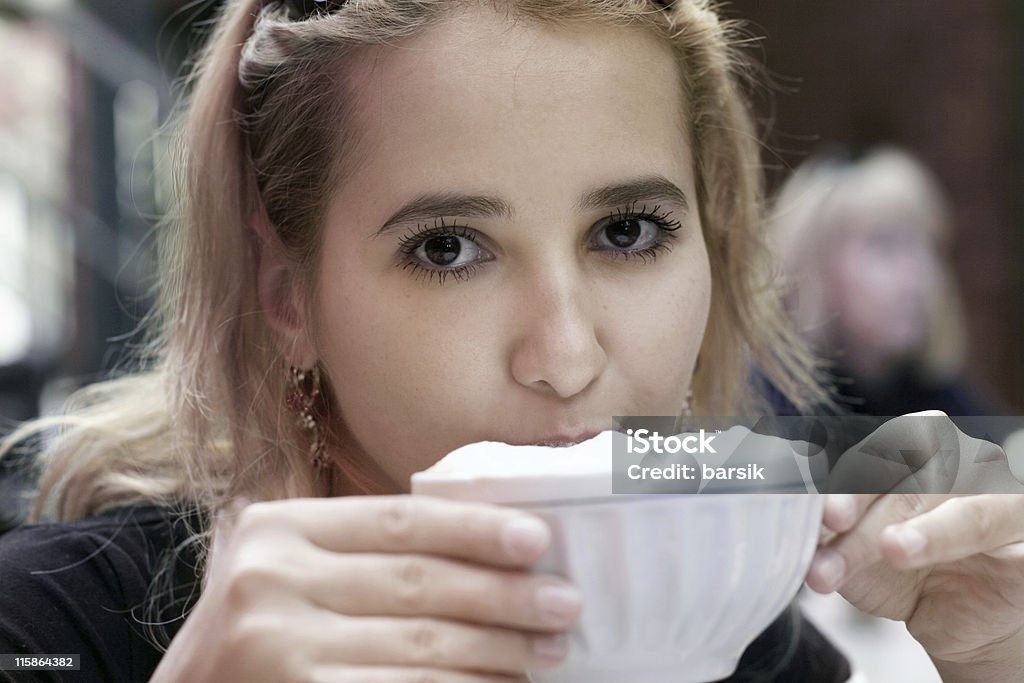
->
{"left": 0, "top": 16, "right": 73, "bottom": 373}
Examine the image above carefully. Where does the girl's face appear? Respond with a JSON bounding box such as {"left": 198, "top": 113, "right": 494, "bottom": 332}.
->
{"left": 313, "top": 7, "right": 711, "bottom": 491}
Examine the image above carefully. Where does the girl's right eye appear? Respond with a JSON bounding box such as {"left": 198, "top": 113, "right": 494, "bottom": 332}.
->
{"left": 397, "top": 221, "right": 495, "bottom": 285}
{"left": 414, "top": 233, "right": 485, "bottom": 268}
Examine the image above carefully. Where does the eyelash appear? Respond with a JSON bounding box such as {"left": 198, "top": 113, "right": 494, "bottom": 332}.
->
{"left": 396, "top": 204, "right": 683, "bottom": 285}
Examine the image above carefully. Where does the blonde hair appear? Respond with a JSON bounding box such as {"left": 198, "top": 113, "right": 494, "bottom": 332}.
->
{"left": 769, "top": 146, "right": 966, "bottom": 381}
{"left": 3, "top": 0, "right": 827, "bottom": 536}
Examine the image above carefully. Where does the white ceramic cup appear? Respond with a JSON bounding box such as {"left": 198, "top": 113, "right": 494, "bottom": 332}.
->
{"left": 412, "top": 431, "right": 824, "bottom": 682}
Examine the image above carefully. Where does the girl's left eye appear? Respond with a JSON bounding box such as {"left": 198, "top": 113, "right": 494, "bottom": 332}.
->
{"left": 593, "top": 217, "right": 669, "bottom": 252}
{"left": 589, "top": 205, "right": 682, "bottom": 259}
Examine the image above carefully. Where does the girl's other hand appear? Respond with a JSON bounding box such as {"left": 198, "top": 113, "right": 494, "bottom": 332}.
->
{"left": 807, "top": 492, "right": 1024, "bottom": 682}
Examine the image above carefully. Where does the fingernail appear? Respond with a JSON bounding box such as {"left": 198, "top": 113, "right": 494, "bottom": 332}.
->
{"left": 536, "top": 584, "right": 582, "bottom": 626}
{"left": 502, "top": 517, "right": 550, "bottom": 561}
{"left": 813, "top": 549, "right": 846, "bottom": 591}
{"left": 892, "top": 525, "right": 927, "bottom": 558}
{"left": 532, "top": 633, "right": 569, "bottom": 665}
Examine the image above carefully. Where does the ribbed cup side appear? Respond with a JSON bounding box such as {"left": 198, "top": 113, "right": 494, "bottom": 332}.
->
{"left": 528, "top": 495, "right": 823, "bottom": 683}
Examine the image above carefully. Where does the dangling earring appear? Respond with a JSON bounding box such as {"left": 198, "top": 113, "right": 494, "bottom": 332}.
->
{"left": 674, "top": 385, "right": 695, "bottom": 435}
{"left": 680, "top": 386, "right": 694, "bottom": 417}
{"left": 286, "top": 365, "right": 328, "bottom": 469}
{"left": 682, "top": 353, "right": 700, "bottom": 417}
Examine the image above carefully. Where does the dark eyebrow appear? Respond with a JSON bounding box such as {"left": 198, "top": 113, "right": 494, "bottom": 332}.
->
{"left": 372, "top": 175, "right": 689, "bottom": 238}
{"left": 374, "top": 194, "right": 514, "bottom": 238}
{"left": 578, "top": 175, "right": 690, "bottom": 213}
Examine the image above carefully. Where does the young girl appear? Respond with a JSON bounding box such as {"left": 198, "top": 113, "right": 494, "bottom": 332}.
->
{"left": 1, "top": 1, "right": 1022, "bottom": 681}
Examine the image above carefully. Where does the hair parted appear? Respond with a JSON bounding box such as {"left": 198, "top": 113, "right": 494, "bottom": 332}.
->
{"left": 2, "top": 0, "right": 828, "bottom": 542}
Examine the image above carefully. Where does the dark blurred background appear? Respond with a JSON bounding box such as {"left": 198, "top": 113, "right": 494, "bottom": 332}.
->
{"left": 728, "top": 0, "right": 1024, "bottom": 417}
{"left": 0, "top": 1, "right": 1022, "bottom": 517}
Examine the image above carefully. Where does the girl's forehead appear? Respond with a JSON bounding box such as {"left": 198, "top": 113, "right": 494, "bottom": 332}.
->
{"left": 346, "top": 6, "right": 685, "bottom": 119}
{"left": 336, "top": 6, "right": 693, "bottom": 203}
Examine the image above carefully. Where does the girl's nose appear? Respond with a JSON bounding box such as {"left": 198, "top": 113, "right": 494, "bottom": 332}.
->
{"left": 508, "top": 267, "right": 608, "bottom": 399}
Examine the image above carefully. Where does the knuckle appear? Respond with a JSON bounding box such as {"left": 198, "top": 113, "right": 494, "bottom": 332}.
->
{"left": 1004, "top": 543, "right": 1024, "bottom": 566}
{"left": 228, "top": 613, "right": 277, "bottom": 654}
{"left": 235, "top": 501, "right": 278, "bottom": 537}
{"left": 405, "top": 619, "right": 444, "bottom": 664}
{"left": 963, "top": 498, "right": 995, "bottom": 539}
{"left": 394, "top": 557, "right": 429, "bottom": 611}
{"left": 380, "top": 497, "right": 418, "bottom": 546}
{"left": 226, "top": 553, "right": 288, "bottom": 606}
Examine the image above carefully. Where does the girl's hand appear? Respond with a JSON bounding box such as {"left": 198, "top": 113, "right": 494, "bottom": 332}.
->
{"left": 150, "top": 496, "right": 580, "bottom": 683}
{"left": 806, "top": 492, "right": 1024, "bottom": 682}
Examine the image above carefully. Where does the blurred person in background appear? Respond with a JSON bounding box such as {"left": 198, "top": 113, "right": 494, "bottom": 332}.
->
{"left": 769, "top": 147, "right": 1000, "bottom": 417}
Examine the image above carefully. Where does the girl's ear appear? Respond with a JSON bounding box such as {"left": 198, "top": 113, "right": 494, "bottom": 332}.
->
{"left": 252, "top": 210, "right": 316, "bottom": 368}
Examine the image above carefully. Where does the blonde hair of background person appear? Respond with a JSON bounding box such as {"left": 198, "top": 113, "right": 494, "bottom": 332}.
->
{"left": 1, "top": 2, "right": 1023, "bottom": 682}
{"left": 769, "top": 147, "right": 968, "bottom": 384}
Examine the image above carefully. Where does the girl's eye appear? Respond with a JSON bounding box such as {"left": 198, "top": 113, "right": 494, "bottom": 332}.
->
{"left": 415, "top": 234, "right": 482, "bottom": 268}
{"left": 591, "top": 205, "right": 682, "bottom": 258}
{"left": 598, "top": 218, "right": 658, "bottom": 249}
{"left": 397, "top": 221, "right": 493, "bottom": 285}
